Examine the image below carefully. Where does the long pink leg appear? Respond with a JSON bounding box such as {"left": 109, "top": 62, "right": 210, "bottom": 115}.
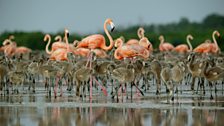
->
{"left": 93, "top": 77, "right": 107, "bottom": 96}
{"left": 88, "top": 50, "right": 93, "bottom": 99}
{"left": 89, "top": 75, "right": 93, "bottom": 99}
{"left": 85, "top": 50, "right": 92, "bottom": 68}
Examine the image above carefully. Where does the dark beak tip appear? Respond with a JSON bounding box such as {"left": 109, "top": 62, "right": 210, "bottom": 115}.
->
{"left": 67, "top": 33, "right": 70, "bottom": 38}
{"left": 111, "top": 27, "right": 115, "bottom": 32}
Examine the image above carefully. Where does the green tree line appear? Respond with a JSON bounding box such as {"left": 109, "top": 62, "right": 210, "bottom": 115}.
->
{"left": 0, "top": 13, "right": 224, "bottom": 51}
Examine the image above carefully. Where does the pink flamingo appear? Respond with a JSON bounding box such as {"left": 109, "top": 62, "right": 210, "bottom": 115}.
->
{"left": 193, "top": 30, "right": 221, "bottom": 54}
{"left": 75, "top": 19, "right": 114, "bottom": 99}
{"left": 173, "top": 34, "right": 193, "bottom": 53}
{"left": 44, "top": 29, "right": 69, "bottom": 61}
{"left": 126, "top": 27, "right": 153, "bottom": 52}
{"left": 76, "top": 18, "right": 115, "bottom": 51}
{"left": 3, "top": 39, "right": 31, "bottom": 57}
{"left": 159, "top": 35, "right": 174, "bottom": 51}
{"left": 114, "top": 37, "right": 150, "bottom": 60}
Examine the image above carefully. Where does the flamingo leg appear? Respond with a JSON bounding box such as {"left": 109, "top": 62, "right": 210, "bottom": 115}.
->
{"left": 89, "top": 75, "right": 93, "bottom": 99}
{"left": 93, "top": 77, "right": 107, "bottom": 96}
{"left": 85, "top": 50, "right": 92, "bottom": 68}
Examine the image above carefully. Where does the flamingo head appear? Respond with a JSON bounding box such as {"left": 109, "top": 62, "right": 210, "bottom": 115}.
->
{"left": 9, "top": 35, "right": 15, "bottom": 40}
{"left": 217, "top": 57, "right": 224, "bottom": 64}
{"left": 178, "top": 61, "right": 186, "bottom": 71}
{"left": 187, "top": 52, "right": 195, "bottom": 62}
{"left": 114, "top": 37, "right": 124, "bottom": 47}
{"left": 137, "top": 27, "right": 145, "bottom": 39}
{"left": 159, "top": 35, "right": 164, "bottom": 42}
{"left": 44, "top": 34, "right": 50, "bottom": 42}
{"left": 188, "top": 34, "right": 194, "bottom": 40}
{"left": 214, "top": 30, "right": 220, "bottom": 37}
{"left": 106, "top": 18, "right": 115, "bottom": 32}
{"left": 65, "top": 29, "right": 69, "bottom": 38}
{"left": 54, "top": 35, "right": 62, "bottom": 41}
{"left": 3, "top": 39, "right": 11, "bottom": 45}
{"left": 73, "top": 40, "right": 79, "bottom": 47}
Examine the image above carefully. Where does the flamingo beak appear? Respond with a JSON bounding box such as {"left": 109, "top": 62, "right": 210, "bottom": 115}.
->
{"left": 148, "top": 45, "right": 151, "bottom": 49}
{"left": 67, "top": 33, "right": 70, "bottom": 38}
{"left": 110, "top": 22, "right": 115, "bottom": 32}
{"left": 218, "top": 33, "right": 221, "bottom": 38}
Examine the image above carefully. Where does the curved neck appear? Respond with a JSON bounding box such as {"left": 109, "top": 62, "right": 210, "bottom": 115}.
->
{"left": 202, "top": 61, "right": 209, "bottom": 77}
{"left": 64, "top": 30, "right": 69, "bottom": 52}
{"left": 186, "top": 35, "right": 193, "bottom": 51}
{"left": 159, "top": 36, "right": 164, "bottom": 44}
{"left": 140, "top": 49, "right": 149, "bottom": 59}
{"left": 3, "top": 39, "right": 12, "bottom": 46}
{"left": 137, "top": 27, "right": 145, "bottom": 39}
{"left": 102, "top": 21, "right": 114, "bottom": 51}
{"left": 188, "top": 54, "right": 195, "bottom": 68}
{"left": 73, "top": 40, "right": 79, "bottom": 47}
{"left": 55, "top": 35, "right": 62, "bottom": 42}
{"left": 44, "top": 34, "right": 52, "bottom": 54}
{"left": 212, "top": 31, "right": 219, "bottom": 52}
{"left": 115, "top": 38, "right": 123, "bottom": 48}
{"left": 114, "top": 49, "right": 122, "bottom": 60}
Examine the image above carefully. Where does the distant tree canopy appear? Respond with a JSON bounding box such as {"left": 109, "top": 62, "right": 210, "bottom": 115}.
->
{"left": 0, "top": 13, "right": 224, "bottom": 51}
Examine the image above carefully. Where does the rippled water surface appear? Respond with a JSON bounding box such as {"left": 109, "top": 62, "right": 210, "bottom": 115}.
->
{"left": 0, "top": 82, "right": 224, "bottom": 126}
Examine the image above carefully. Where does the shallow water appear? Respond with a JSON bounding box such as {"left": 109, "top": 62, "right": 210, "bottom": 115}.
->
{"left": 0, "top": 83, "right": 224, "bottom": 126}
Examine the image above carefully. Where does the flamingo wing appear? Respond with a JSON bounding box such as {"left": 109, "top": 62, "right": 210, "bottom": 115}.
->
{"left": 78, "top": 34, "right": 105, "bottom": 49}
{"left": 174, "top": 44, "right": 189, "bottom": 53}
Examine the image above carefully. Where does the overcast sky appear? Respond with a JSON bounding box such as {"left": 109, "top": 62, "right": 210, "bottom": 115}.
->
{"left": 0, "top": 0, "right": 224, "bottom": 34}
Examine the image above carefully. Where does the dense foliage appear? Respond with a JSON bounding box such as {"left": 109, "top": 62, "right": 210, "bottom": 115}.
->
{"left": 0, "top": 13, "right": 224, "bottom": 51}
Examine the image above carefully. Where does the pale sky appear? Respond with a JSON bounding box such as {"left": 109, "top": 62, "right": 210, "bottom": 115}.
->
{"left": 0, "top": 0, "right": 224, "bottom": 34}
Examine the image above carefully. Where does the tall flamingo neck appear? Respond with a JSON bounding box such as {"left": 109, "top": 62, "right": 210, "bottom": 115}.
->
{"left": 64, "top": 31, "right": 69, "bottom": 52}
{"left": 55, "top": 36, "right": 62, "bottom": 42}
{"left": 115, "top": 39, "right": 123, "bottom": 48}
{"left": 202, "top": 61, "right": 209, "bottom": 76}
{"left": 186, "top": 35, "right": 193, "bottom": 51}
{"left": 45, "top": 34, "right": 52, "bottom": 54}
{"left": 137, "top": 28, "right": 144, "bottom": 39}
{"left": 103, "top": 21, "right": 114, "bottom": 51}
{"left": 160, "top": 36, "right": 164, "bottom": 44}
{"left": 114, "top": 49, "right": 121, "bottom": 60}
{"left": 3, "top": 39, "right": 12, "bottom": 45}
{"left": 212, "top": 31, "right": 219, "bottom": 52}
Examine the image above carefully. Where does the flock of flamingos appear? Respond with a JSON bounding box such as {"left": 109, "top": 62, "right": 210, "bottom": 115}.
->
{"left": 0, "top": 18, "right": 223, "bottom": 102}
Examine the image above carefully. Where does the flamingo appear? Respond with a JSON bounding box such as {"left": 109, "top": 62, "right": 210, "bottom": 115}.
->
{"left": 126, "top": 27, "right": 145, "bottom": 45}
{"left": 202, "top": 59, "right": 224, "bottom": 99}
{"left": 2, "top": 38, "right": 31, "bottom": 57}
{"left": 126, "top": 27, "right": 153, "bottom": 52}
{"left": 76, "top": 18, "right": 115, "bottom": 51}
{"left": 159, "top": 35, "right": 174, "bottom": 51}
{"left": 52, "top": 35, "right": 66, "bottom": 51}
{"left": 52, "top": 35, "right": 75, "bottom": 52}
{"left": 44, "top": 29, "right": 69, "bottom": 61}
{"left": 72, "top": 41, "right": 109, "bottom": 59}
{"left": 114, "top": 37, "right": 150, "bottom": 60}
{"left": 15, "top": 46, "right": 32, "bottom": 54}
{"left": 193, "top": 30, "right": 221, "bottom": 54}
{"left": 8, "top": 35, "right": 31, "bottom": 54}
{"left": 173, "top": 34, "right": 193, "bottom": 53}
{"left": 3, "top": 39, "right": 17, "bottom": 57}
